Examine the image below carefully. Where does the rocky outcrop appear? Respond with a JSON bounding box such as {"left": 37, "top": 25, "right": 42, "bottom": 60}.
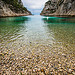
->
{"left": 40, "top": 0, "right": 75, "bottom": 17}
{"left": 0, "top": 0, "right": 31, "bottom": 17}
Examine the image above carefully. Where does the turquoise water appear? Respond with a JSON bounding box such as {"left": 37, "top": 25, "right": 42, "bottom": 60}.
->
{"left": 0, "top": 15, "right": 75, "bottom": 52}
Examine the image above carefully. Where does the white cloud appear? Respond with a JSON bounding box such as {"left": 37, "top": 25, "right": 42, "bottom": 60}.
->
{"left": 21, "top": 0, "right": 48, "bottom": 14}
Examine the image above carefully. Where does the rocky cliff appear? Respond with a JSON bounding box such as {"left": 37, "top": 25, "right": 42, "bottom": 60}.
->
{"left": 40, "top": 0, "right": 75, "bottom": 17}
{"left": 0, "top": 0, "right": 31, "bottom": 17}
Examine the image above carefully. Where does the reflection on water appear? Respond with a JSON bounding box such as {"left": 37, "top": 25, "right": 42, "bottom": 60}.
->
{"left": 43, "top": 16, "right": 75, "bottom": 24}
{"left": 0, "top": 15, "right": 75, "bottom": 75}
{"left": 0, "top": 15, "right": 75, "bottom": 51}
{"left": 42, "top": 16, "right": 75, "bottom": 51}
{"left": 0, "top": 17, "right": 29, "bottom": 43}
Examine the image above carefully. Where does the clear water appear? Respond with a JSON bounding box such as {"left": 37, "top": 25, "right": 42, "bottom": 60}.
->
{"left": 0, "top": 15, "right": 75, "bottom": 53}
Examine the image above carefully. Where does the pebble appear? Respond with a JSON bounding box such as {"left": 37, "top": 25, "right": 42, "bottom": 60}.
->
{"left": 39, "top": 72, "right": 44, "bottom": 75}
{"left": 0, "top": 43, "right": 74, "bottom": 75}
{"left": 54, "top": 67, "right": 58, "bottom": 70}
{"left": 33, "top": 69, "right": 36, "bottom": 72}
{"left": 68, "top": 69, "right": 72, "bottom": 73}
{"left": 59, "top": 69, "right": 63, "bottom": 72}
{"left": 0, "top": 53, "right": 4, "bottom": 56}
{"left": 72, "top": 72, "right": 75, "bottom": 75}
{"left": 41, "top": 69, "right": 45, "bottom": 73}
{"left": 45, "top": 69, "right": 49, "bottom": 75}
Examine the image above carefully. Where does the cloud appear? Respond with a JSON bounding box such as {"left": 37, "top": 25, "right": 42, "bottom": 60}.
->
{"left": 21, "top": 0, "right": 48, "bottom": 14}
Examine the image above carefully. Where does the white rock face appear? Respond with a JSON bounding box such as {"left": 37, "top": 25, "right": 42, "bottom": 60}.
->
{"left": 0, "top": 0, "right": 31, "bottom": 17}
{"left": 40, "top": 0, "right": 75, "bottom": 17}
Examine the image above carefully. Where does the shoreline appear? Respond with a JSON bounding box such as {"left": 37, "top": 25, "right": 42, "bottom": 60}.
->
{"left": 0, "top": 14, "right": 32, "bottom": 18}
{"left": 0, "top": 14, "right": 75, "bottom": 18}
{"left": 40, "top": 14, "right": 75, "bottom": 18}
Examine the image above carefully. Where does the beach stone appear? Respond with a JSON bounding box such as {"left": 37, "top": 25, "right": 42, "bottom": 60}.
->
{"left": 6, "top": 71, "right": 9, "bottom": 75}
{"left": 37, "top": 68, "right": 40, "bottom": 72}
{"left": 41, "top": 69, "right": 45, "bottom": 73}
{"left": 0, "top": 53, "right": 4, "bottom": 56}
{"left": 39, "top": 72, "right": 44, "bottom": 75}
{"left": 50, "top": 72, "right": 54, "bottom": 75}
{"left": 62, "top": 54, "right": 66, "bottom": 57}
{"left": 45, "top": 69, "right": 50, "bottom": 75}
{"left": 54, "top": 67, "right": 58, "bottom": 70}
{"left": 59, "top": 69, "right": 63, "bottom": 72}
{"left": 58, "top": 64, "right": 61, "bottom": 67}
{"left": 4, "top": 52, "right": 8, "bottom": 55}
{"left": 72, "top": 72, "right": 75, "bottom": 75}
{"left": 68, "top": 69, "right": 72, "bottom": 73}
{"left": 72, "top": 69, "right": 75, "bottom": 71}
{"left": 32, "top": 69, "right": 36, "bottom": 72}
{"left": 29, "top": 41, "right": 32, "bottom": 43}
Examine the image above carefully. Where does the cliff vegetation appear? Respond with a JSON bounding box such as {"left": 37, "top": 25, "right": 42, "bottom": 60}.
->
{"left": 0, "top": 0, "right": 31, "bottom": 17}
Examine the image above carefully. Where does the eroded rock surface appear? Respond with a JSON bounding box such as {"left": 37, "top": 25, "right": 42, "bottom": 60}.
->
{"left": 40, "top": 0, "right": 75, "bottom": 17}
{"left": 0, "top": 0, "right": 31, "bottom": 17}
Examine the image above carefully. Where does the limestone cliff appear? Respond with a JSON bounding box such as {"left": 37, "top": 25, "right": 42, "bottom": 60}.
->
{"left": 0, "top": 0, "right": 31, "bottom": 17}
{"left": 40, "top": 0, "right": 75, "bottom": 17}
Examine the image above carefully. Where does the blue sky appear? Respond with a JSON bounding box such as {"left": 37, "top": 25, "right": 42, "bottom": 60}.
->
{"left": 22, "top": 0, "right": 48, "bottom": 14}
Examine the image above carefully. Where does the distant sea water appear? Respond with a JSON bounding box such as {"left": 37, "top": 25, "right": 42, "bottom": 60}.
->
{"left": 0, "top": 15, "right": 75, "bottom": 55}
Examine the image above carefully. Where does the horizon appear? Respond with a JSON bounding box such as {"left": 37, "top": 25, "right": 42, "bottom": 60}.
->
{"left": 21, "top": 0, "right": 48, "bottom": 15}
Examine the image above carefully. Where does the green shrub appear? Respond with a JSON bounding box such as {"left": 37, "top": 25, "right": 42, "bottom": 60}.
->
{"left": 2, "top": 0, "right": 28, "bottom": 12}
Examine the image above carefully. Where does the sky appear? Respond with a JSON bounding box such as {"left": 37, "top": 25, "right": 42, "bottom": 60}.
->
{"left": 22, "top": 0, "right": 48, "bottom": 15}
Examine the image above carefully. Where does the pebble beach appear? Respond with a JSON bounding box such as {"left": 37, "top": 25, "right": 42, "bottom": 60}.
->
{"left": 0, "top": 16, "right": 75, "bottom": 75}
{"left": 0, "top": 41, "right": 75, "bottom": 75}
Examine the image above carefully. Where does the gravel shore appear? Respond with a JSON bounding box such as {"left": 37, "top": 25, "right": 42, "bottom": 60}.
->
{"left": 0, "top": 42, "right": 75, "bottom": 75}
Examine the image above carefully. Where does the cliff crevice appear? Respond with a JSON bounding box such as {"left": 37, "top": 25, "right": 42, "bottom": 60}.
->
{"left": 0, "top": 0, "right": 31, "bottom": 17}
{"left": 40, "top": 0, "right": 75, "bottom": 17}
